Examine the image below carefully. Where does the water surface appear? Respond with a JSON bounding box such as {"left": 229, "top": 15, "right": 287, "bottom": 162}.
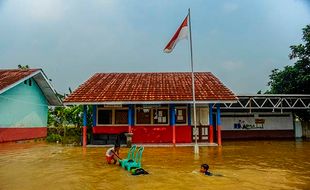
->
{"left": 0, "top": 141, "right": 309, "bottom": 190}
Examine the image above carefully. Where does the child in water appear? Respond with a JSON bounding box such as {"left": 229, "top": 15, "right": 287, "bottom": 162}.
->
{"left": 200, "top": 164, "right": 213, "bottom": 176}
{"left": 106, "top": 144, "right": 120, "bottom": 164}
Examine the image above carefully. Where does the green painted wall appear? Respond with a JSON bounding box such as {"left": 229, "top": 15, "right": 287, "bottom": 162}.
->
{"left": 0, "top": 78, "right": 48, "bottom": 127}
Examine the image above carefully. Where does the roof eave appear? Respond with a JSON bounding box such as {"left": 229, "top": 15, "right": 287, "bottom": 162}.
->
{"left": 0, "top": 69, "right": 62, "bottom": 106}
{"left": 63, "top": 100, "right": 238, "bottom": 106}
{"left": 0, "top": 70, "right": 41, "bottom": 95}
{"left": 32, "top": 71, "right": 62, "bottom": 106}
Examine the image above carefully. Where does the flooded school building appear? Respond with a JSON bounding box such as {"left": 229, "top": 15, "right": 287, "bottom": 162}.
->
{"left": 64, "top": 72, "right": 310, "bottom": 146}
{"left": 64, "top": 72, "right": 236, "bottom": 146}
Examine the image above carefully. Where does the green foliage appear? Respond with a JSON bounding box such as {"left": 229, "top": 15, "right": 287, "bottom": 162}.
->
{"left": 46, "top": 133, "right": 63, "bottom": 143}
{"left": 267, "top": 25, "right": 310, "bottom": 121}
{"left": 47, "top": 126, "right": 82, "bottom": 145}
{"left": 289, "top": 25, "right": 310, "bottom": 61}
{"left": 268, "top": 25, "right": 310, "bottom": 94}
{"left": 47, "top": 104, "right": 93, "bottom": 145}
{"left": 48, "top": 105, "right": 93, "bottom": 128}
{"left": 17, "top": 64, "right": 29, "bottom": 69}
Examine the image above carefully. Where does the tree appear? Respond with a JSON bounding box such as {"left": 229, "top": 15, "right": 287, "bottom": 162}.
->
{"left": 48, "top": 89, "right": 93, "bottom": 128}
{"left": 267, "top": 25, "right": 310, "bottom": 122}
{"left": 18, "top": 65, "right": 29, "bottom": 69}
{"left": 268, "top": 25, "right": 310, "bottom": 94}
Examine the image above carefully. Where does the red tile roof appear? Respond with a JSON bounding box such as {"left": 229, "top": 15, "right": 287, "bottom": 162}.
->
{"left": 0, "top": 69, "right": 40, "bottom": 92}
{"left": 64, "top": 72, "right": 237, "bottom": 104}
{"left": 0, "top": 69, "right": 62, "bottom": 106}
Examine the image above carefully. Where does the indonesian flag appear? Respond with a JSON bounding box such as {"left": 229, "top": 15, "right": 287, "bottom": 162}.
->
{"left": 164, "top": 15, "right": 189, "bottom": 53}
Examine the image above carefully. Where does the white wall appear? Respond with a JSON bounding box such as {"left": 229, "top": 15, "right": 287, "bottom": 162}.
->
{"left": 221, "top": 112, "right": 293, "bottom": 130}
{"left": 191, "top": 107, "right": 209, "bottom": 125}
{"left": 295, "top": 120, "right": 302, "bottom": 138}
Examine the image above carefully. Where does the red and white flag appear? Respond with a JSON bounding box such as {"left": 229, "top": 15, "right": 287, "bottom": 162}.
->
{"left": 164, "top": 15, "right": 189, "bottom": 53}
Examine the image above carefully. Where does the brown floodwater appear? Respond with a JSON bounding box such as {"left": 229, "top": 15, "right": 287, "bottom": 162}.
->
{"left": 0, "top": 140, "right": 309, "bottom": 190}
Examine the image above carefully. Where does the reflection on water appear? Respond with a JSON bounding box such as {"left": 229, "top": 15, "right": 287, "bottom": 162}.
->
{"left": 0, "top": 141, "right": 309, "bottom": 190}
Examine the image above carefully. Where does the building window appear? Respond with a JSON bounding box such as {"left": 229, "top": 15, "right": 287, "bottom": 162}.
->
{"left": 97, "top": 107, "right": 128, "bottom": 125}
{"left": 136, "top": 108, "right": 151, "bottom": 124}
{"left": 115, "top": 110, "right": 128, "bottom": 124}
{"left": 153, "top": 109, "right": 168, "bottom": 124}
{"left": 98, "top": 109, "right": 112, "bottom": 125}
{"left": 175, "top": 108, "right": 187, "bottom": 124}
{"left": 135, "top": 105, "right": 169, "bottom": 125}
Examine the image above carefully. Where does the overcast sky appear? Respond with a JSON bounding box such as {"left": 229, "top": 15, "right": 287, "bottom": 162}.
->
{"left": 0, "top": 0, "right": 309, "bottom": 95}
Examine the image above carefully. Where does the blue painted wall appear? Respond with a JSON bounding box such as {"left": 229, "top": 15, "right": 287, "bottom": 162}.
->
{"left": 0, "top": 78, "right": 48, "bottom": 127}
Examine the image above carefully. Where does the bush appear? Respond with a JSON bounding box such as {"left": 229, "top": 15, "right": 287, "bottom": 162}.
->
{"left": 46, "top": 133, "right": 63, "bottom": 143}
{"left": 47, "top": 126, "right": 82, "bottom": 145}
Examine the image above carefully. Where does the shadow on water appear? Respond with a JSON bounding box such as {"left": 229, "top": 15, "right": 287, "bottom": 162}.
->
{"left": 0, "top": 140, "right": 310, "bottom": 190}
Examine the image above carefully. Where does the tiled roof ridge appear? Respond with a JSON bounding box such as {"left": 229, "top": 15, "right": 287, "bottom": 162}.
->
{"left": 93, "top": 71, "right": 212, "bottom": 75}
{"left": 0, "top": 68, "right": 41, "bottom": 72}
{"left": 64, "top": 72, "right": 237, "bottom": 103}
{"left": 0, "top": 68, "right": 62, "bottom": 106}
{"left": 0, "top": 69, "right": 41, "bottom": 92}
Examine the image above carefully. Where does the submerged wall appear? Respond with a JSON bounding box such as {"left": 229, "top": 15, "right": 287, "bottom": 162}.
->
{"left": 0, "top": 78, "right": 48, "bottom": 142}
{"left": 92, "top": 125, "right": 192, "bottom": 144}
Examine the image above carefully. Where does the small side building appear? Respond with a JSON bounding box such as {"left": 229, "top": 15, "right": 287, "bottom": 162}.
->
{"left": 0, "top": 69, "right": 62, "bottom": 142}
{"left": 218, "top": 95, "right": 310, "bottom": 139}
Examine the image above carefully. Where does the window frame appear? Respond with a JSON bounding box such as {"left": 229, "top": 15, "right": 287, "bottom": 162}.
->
{"left": 175, "top": 106, "right": 188, "bottom": 125}
{"left": 152, "top": 108, "right": 169, "bottom": 125}
{"left": 96, "top": 107, "right": 129, "bottom": 126}
{"left": 114, "top": 109, "right": 130, "bottom": 125}
{"left": 135, "top": 105, "right": 170, "bottom": 126}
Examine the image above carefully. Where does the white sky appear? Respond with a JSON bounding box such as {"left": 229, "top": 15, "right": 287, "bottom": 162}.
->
{"left": 0, "top": 0, "right": 309, "bottom": 95}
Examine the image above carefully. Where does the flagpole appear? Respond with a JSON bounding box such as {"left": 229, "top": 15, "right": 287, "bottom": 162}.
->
{"left": 188, "top": 8, "right": 199, "bottom": 154}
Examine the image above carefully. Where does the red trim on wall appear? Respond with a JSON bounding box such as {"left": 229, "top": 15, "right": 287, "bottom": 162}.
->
{"left": 0, "top": 127, "right": 47, "bottom": 143}
{"left": 209, "top": 125, "right": 213, "bottom": 143}
{"left": 175, "top": 126, "right": 192, "bottom": 143}
{"left": 132, "top": 126, "right": 172, "bottom": 143}
{"left": 92, "top": 126, "right": 128, "bottom": 134}
{"left": 92, "top": 125, "right": 192, "bottom": 143}
{"left": 221, "top": 130, "right": 294, "bottom": 140}
{"left": 132, "top": 125, "right": 192, "bottom": 143}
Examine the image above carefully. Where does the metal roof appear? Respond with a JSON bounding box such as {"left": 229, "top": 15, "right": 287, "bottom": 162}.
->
{"left": 219, "top": 94, "right": 310, "bottom": 110}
